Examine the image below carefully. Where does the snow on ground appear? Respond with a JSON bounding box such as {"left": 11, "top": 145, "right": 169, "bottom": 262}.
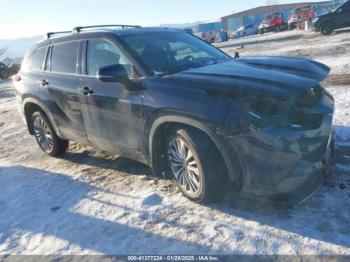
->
{"left": 0, "top": 30, "right": 350, "bottom": 255}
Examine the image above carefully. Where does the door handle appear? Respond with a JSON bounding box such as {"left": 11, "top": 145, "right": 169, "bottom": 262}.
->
{"left": 79, "top": 86, "right": 94, "bottom": 96}
{"left": 38, "top": 79, "right": 49, "bottom": 87}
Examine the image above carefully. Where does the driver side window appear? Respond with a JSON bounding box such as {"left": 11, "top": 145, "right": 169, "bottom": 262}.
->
{"left": 86, "top": 39, "right": 133, "bottom": 77}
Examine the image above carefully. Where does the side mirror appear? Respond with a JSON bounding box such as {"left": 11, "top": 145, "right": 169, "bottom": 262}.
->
{"left": 97, "top": 64, "right": 129, "bottom": 83}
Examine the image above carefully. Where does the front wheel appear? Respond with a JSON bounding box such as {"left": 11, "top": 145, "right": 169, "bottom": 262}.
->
{"left": 166, "top": 128, "right": 227, "bottom": 203}
{"left": 31, "top": 111, "right": 69, "bottom": 156}
{"left": 320, "top": 23, "right": 334, "bottom": 35}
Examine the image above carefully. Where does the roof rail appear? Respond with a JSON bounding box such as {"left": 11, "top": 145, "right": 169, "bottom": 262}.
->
{"left": 72, "top": 24, "right": 142, "bottom": 34}
{"left": 46, "top": 31, "right": 72, "bottom": 39}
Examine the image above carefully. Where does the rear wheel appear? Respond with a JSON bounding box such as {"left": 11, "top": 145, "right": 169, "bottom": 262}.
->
{"left": 320, "top": 23, "right": 334, "bottom": 35}
{"left": 31, "top": 111, "right": 68, "bottom": 156}
{"left": 166, "top": 128, "right": 227, "bottom": 203}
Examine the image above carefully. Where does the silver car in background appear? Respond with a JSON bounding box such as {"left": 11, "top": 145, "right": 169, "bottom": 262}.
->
{"left": 232, "top": 24, "right": 258, "bottom": 38}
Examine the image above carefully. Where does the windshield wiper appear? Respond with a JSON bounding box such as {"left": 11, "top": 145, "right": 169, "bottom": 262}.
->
{"left": 156, "top": 58, "right": 228, "bottom": 76}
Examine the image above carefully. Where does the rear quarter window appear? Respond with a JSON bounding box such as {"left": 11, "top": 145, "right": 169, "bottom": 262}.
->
{"left": 51, "top": 41, "right": 79, "bottom": 74}
{"left": 27, "top": 47, "right": 48, "bottom": 71}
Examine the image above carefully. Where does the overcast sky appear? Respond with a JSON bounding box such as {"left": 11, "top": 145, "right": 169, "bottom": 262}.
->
{"left": 1, "top": 0, "right": 322, "bottom": 39}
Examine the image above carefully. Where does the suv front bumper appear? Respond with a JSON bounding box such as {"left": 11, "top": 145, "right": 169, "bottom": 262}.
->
{"left": 229, "top": 128, "right": 335, "bottom": 205}
{"left": 223, "top": 91, "right": 335, "bottom": 204}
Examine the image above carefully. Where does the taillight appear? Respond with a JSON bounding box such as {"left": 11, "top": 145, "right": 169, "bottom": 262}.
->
{"left": 12, "top": 74, "right": 21, "bottom": 82}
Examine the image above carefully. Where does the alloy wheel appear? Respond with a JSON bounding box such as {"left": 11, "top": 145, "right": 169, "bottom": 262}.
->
{"left": 33, "top": 116, "right": 54, "bottom": 153}
{"left": 168, "top": 137, "right": 201, "bottom": 196}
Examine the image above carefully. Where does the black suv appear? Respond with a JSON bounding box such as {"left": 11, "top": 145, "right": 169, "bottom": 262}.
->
{"left": 313, "top": 0, "right": 350, "bottom": 35}
{"left": 14, "top": 25, "right": 335, "bottom": 204}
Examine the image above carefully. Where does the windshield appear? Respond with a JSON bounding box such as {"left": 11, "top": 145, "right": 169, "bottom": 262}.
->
{"left": 121, "top": 31, "right": 230, "bottom": 75}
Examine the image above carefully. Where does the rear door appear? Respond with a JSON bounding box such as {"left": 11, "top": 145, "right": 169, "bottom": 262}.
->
{"left": 44, "top": 41, "right": 88, "bottom": 143}
{"left": 24, "top": 45, "right": 49, "bottom": 92}
{"left": 79, "top": 38, "right": 145, "bottom": 160}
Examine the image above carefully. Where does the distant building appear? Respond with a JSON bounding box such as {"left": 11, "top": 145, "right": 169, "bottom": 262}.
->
{"left": 221, "top": 0, "right": 346, "bottom": 32}
{"left": 191, "top": 21, "right": 223, "bottom": 34}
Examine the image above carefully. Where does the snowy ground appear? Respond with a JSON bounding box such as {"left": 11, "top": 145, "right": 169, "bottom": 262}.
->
{"left": 216, "top": 29, "right": 350, "bottom": 85}
{"left": 0, "top": 30, "right": 350, "bottom": 255}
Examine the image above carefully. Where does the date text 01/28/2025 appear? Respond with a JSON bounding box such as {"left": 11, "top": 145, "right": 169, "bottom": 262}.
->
{"left": 127, "top": 255, "right": 220, "bottom": 261}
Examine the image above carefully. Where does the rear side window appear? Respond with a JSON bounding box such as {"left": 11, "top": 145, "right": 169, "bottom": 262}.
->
{"left": 27, "top": 47, "right": 48, "bottom": 71}
{"left": 51, "top": 41, "right": 79, "bottom": 74}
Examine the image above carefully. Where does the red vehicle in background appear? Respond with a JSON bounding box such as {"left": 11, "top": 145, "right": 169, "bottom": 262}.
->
{"left": 259, "top": 12, "right": 287, "bottom": 34}
{"left": 288, "top": 5, "right": 316, "bottom": 30}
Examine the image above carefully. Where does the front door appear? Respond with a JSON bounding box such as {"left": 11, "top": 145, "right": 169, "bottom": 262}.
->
{"left": 79, "top": 38, "right": 146, "bottom": 161}
{"left": 335, "top": 3, "right": 350, "bottom": 28}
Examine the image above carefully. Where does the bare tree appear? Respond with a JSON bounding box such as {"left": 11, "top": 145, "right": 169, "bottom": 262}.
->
{"left": 0, "top": 46, "right": 8, "bottom": 57}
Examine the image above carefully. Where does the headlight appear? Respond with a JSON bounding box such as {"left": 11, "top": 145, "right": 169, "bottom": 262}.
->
{"left": 244, "top": 97, "right": 288, "bottom": 117}
{"left": 237, "top": 96, "right": 290, "bottom": 128}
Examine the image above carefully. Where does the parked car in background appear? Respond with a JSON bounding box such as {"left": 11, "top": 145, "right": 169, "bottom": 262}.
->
{"left": 312, "top": 0, "right": 350, "bottom": 35}
{"left": 0, "top": 62, "right": 9, "bottom": 79}
{"left": 0, "top": 62, "right": 21, "bottom": 79}
{"left": 232, "top": 24, "right": 258, "bottom": 38}
{"left": 13, "top": 25, "right": 335, "bottom": 205}
{"left": 184, "top": 28, "right": 194, "bottom": 34}
{"left": 288, "top": 5, "right": 316, "bottom": 30}
{"left": 259, "top": 12, "right": 287, "bottom": 34}
{"left": 194, "top": 21, "right": 222, "bottom": 43}
{"left": 196, "top": 31, "right": 217, "bottom": 43}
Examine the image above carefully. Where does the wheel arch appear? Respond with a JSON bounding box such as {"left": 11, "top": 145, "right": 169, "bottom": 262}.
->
{"left": 320, "top": 21, "right": 335, "bottom": 33}
{"left": 148, "top": 116, "right": 242, "bottom": 188}
{"left": 23, "top": 97, "right": 62, "bottom": 138}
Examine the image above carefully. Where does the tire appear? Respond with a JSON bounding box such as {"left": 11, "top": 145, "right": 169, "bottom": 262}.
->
{"left": 31, "top": 111, "right": 69, "bottom": 157}
{"left": 166, "top": 127, "right": 227, "bottom": 203}
{"left": 320, "top": 23, "right": 334, "bottom": 35}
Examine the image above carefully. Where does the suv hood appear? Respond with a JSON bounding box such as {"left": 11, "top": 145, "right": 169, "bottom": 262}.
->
{"left": 169, "top": 56, "right": 330, "bottom": 99}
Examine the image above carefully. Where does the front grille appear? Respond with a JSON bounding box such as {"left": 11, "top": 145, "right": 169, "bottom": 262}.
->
{"left": 280, "top": 85, "right": 325, "bottom": 130}
{"left": 296, "top": 85, "right": 323, "bottom": 108}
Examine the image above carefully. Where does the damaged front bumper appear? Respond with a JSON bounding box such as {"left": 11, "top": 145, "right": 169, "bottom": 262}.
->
{"left": 223, "top": 89, "right": 335, "bottom": 205}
